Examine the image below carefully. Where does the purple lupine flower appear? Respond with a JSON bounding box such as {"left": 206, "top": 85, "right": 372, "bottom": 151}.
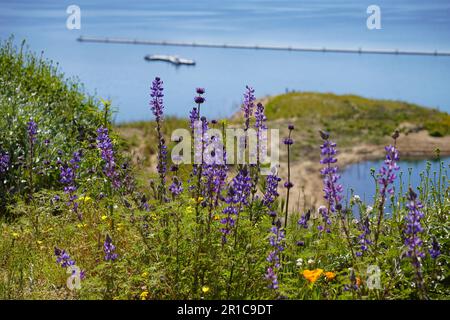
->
{"left": 54, "top": 247, "right": 86, "bottom": 280}
{"left": 150, "top": 77, "right": 164, "bottom": 122}
{"left": 220, "top": 168, "right": 252, "bottom": 243}
{"left": 284, "top": 125, "right": 295, "bottom": 228}
{"left": 59, "top": 151, "right": 82, "bottom": 220}
{"left": 284, "top": 181, "right": 293, "bottom": 189}
{"left": 404, "top": 189, "right": 425, "bottom": 260}
{"left": 265, "top": 219, "right": 285, "bottom": 290}
{"left": 169, "top": 176, "right": 183, "bottom": 197}
{"left": 202, "top": 129, "right": 227, "bottom": 208}
{"left": 378, "top": 145, "right": 400, "bottom": 197}
{"left": 251, "top": 102, "right": 268, "bottom": 196}
{"left": 242, "top": 86, "right": 255, "bottom": 132}
{"left": 104, "top": 234, "right": 118, "bottom": 261}
{"left": 54, "top": 247, "right": 75, "bottom": 268}
{"left": 319, "top": 130, "right": 343, "bottom": 214}
{"left": 297, "top": 210, "right": 311, "bottom": 229}
{"left": 255, "top": 102, "right": 267, "bottom": 141}
{"left": 27, "top": 119, "right": 38, "bottom": 144}
{"left": 374, "top": 135, "right": 400, "bottom": 246}
{"left": 262, "top": 171, "right": 281, "bottom": 207}
{"left": 189, "top": 107, "right": 200, "bottom": 130}
{"left": 194, "top": 96, "right": 205, "bottom": 104}
{"left": 265, "top": 267, "right": 279, "bottom": 290}
{"left": 429, "top": 238, "right": 441, "bottom": 259}
{"left": 150, "top": 77, "right": 167, "bottom": 200}
{"left": 196, "top": 88, "right": 205, "bottom": 95}
{"left": 404, "top": 188, "right": 426, "bottom": 295}
{"left": 0, "top": 151, "right": 10, "bottom": 174}
{"left": 96, "top": 127, "right": 120, "bottom": 189}
{"left": 318, "top": 205, "right": 331, "bottom": 233}
{"left": 356, "top": 217, "right": 372, "bottom": 256}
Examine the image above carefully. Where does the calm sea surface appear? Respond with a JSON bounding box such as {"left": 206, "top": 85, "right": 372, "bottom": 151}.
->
{"left": 1, "top": 0, "right": 450, "bottom": 122}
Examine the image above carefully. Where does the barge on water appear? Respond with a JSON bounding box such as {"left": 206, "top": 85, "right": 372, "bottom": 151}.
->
{"left": 144, "top": 54, "right": 196, "bottom": 66}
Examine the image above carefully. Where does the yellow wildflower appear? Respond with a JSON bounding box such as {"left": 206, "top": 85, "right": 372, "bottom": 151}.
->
{"left": 78, "top": 196, "right": 92, "bottom": 203}
{"left": 302, "top": 269, "right": 324, "bottom": 284}
{"left": 140, "top": 291, "right": 149, "bottom": 300}
{"left": 186, "top": 206, "right": 194, "bottom": 214}
{"left": 213, "top": 214, "right": 220, "bottom": 221}
{"left": 77, "top": 223, "right": 87, "bottom": 229}
{"left": 201, "top": 286, "right": 210, "bottom": 294}
{"left": 141, "top": 272, "right": 149, "bottom": 278}
{"left": 12, "top": 232, "right": 20, "bottom": 239}
{"left": 324, "top": 271, "right": 336, "bottom": 281}
{"left": 101, "top": 215, "right": 108, "bottom": 221}
{"left": 36, "top": 240, "right": 43, "bottom": 245}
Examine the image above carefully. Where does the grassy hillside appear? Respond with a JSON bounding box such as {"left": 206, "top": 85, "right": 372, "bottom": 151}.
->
{"left": 264, "top": 92, "right": 450, "bottom": 150}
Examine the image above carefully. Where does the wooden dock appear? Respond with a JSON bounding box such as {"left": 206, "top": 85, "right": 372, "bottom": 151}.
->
{"left": 77, "top": 36, "right": 450, "bottom": 57}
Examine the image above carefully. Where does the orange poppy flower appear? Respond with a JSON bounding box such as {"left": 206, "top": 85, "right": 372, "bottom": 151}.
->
{"left": 303, "top": 269, "right": 324, "bottom": 283}
{"left": 324, "top": 271, "right": 336, "bottom": 281}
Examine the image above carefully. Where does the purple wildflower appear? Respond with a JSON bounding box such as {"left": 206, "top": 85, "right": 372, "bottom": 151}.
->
{"left": 265, "top": 267, "right": 279, "bottom": 290}
{"left": 356, "top": 217, "right": 372, "bottom": 256}
{"left": 374, "top": 135, "right": 400, "bottom": 246}
{"left": 150, "top": 77, "right": 167, "bottom": 200}
{"left": 54, "top": 247, "right": 75, "bottom": 268}
{"left": 429, "top": 238, "right": 441, "bottom": 259}
{"left": 297, "top": 210, "right": 311, "bottom": 228}
{"left": 196, "top": 88, "right": 205, "bottom": 95}
{"left": 242, "top": 86, "right": 255, "bottom": 132}
{"left": 254, "top": 102, "right": 268, "bottom": 166}
{"left": 202, "top": 132, "right": 227, "bottom": 208}
{"left": 319, "top": 130, "right": 343, "bottom": 214}
{"left": 404, "top": 189, "right": 425, "bottom": 260}
{"left": 262, "top": 171, "right": 281, "bottom": 207}
{"left": 27, "top": 119, "right": 38, "bottom": 144}
{"left": 150, "top": 77, "right": 164, "bottom": 122}
{"left": 378, "top": 145, "right": 400, "bottom": 197}
{"left": 96, "top": 127, "right": 120, "bottom": 189}
{"left": 194, "top": 96, "right": 205, "bottom": 104}
{"left": 59, "top": 151, "right": 82, "bottom": 220}
{"left": 104, "top": 234, "right": 118, "bottom": 261}
{"left": 169, "top": 176, "right": 183, "bottom": 197}
{"left": 54, "top": 247, "right": 86, "bottom": 280}
{"left": 284, "top": 125, "right": 295, "bottom": 228}
{"left": 265, "top": 219, "right": 285, "bottom": 290}
{"left": 220, "top": 168, "right": 252, "bottom": 243}
{"left": 404, "top": 188, "right": 426, "bottom": 295}
{"left": 0, "top": 151, "right": 10, "bottom": 174}
{"left": 318, "top": 205, "right": 331, "bottom": 233}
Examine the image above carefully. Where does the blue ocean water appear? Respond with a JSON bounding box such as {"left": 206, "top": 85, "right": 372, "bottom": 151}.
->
{"left": 1, "top": 0, "right": 450, "bottom": 123}
{"left": 340, "top": 156, "right": 449, "bottom": 206}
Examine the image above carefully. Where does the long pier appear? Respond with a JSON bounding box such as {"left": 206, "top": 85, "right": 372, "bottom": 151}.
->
{"left": 77, "top": 35, "right": 450, "bottom": 57}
